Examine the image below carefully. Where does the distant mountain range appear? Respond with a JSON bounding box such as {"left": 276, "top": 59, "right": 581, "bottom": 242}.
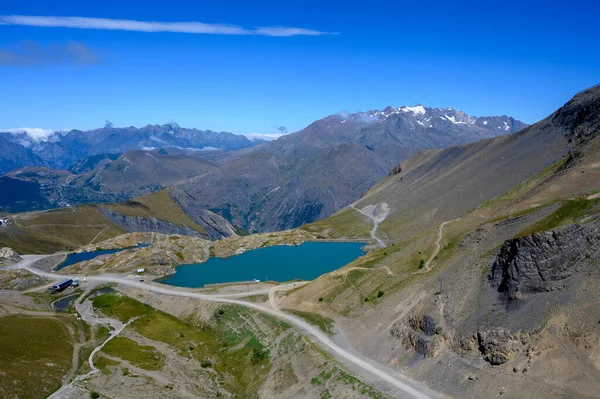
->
{"left": 173, "top": 106, "right": 527, "bottom": 232}
{"left": 0, "top": 123, "right": 262, "bottom": 172}
{"left": 0, "top": 106, "right": 527, "bottom": 232}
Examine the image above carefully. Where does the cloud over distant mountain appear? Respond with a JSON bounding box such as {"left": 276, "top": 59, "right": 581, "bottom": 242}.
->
{"left": 2, "top": 127, "right": 58, "bottom": 140}
{"left": 244, "top": 132, "right": 288, "bottom": 141}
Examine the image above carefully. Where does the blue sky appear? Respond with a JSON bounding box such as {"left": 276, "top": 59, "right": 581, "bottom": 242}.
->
{"left": 1, "top": 0, "right": 599, "bottom": 137}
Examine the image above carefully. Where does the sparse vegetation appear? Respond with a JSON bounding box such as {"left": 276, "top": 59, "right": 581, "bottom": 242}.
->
{"left": 418, "top": 259, "right": 425, "bottom": 269}
{"left": 94, "top": 355, "right": 120, "bottom": 373}
{"left": 481, "top": 265, "right": 489, "bottom": 277}
{"left": 92, "top": 294, "right": 274, "bottom": 396}
{"left": 242, "top": 294, "right": 269, "bottom": 303}
{"left": 519, "top": 198, "right": 600, "bottom": 236}
{"left": 285, "top": 309, "right": 335, "bottom": 335}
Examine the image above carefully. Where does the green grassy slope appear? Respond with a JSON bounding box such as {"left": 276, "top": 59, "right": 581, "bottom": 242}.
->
{"left": 0, "top": 189, "right": 211, "bottom": 254}
{"left": 0, "top": 316, "right": 74, "bottom": 399}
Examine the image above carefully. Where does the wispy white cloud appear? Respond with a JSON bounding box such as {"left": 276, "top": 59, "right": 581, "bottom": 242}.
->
{"left": 0, "top": 15, "right": 338, "bottom": 37}
{"left": 244, "top": 132, "right": 288, "bottom": 141}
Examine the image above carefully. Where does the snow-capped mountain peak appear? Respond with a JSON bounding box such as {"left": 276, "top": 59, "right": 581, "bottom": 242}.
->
{"left": 334, "top": 104, "right": 528, "bottom": 133}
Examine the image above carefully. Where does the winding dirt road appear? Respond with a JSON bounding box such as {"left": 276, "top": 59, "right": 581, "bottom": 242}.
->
{"left": 16, "top": 257, "right": 438, "bottom": 399}
{"left": 47, "top": 296, "right": 136, "bottom": 399}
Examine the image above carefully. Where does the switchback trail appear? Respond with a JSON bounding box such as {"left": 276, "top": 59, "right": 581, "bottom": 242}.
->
{"left": 333, "top": 265, "right": 397, "bottom": 277}
{"left": 17, "top": 257, "right": 438, "bottom": 399}
{"left": 423, "top": 219, "right": 459, "bottom": 271}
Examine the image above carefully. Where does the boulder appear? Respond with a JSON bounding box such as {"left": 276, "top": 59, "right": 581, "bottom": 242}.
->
{"left": 0, "top": 247, "right": 22, "bottom": 265}
{"left": 477, "top": 328, "right": 516, "bottom": 365}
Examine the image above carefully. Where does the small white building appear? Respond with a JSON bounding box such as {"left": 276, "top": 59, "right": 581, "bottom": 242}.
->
{"left": 136, "top": 268, "right": 146, "bottom": 274}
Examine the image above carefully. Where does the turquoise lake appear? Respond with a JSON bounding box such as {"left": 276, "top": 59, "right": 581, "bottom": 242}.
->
{"left": 56, "top": 244, "right": 150, "bottom": 271}
{"left": 159, "top": 241, "right": 366, "bottom": 288}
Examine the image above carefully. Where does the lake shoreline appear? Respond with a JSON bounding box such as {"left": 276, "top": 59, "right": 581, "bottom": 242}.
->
{"left": 158, "top": 241, "right": 366, "bottom": 288}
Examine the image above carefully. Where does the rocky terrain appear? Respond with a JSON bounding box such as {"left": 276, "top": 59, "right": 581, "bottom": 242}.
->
{"left": 0, "top": 269, "right": 47, "bottom": 290}
{"left": 278, "top": 84, "right": 600, "bottom": 398}
{"left": 60, "top": 233, "right": 211, "bottom": 276}
{"left": 0, "top": 247, "right": 21, "bottom": 265}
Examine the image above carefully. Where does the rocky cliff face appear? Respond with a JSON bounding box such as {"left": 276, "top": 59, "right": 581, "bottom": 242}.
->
{"left": 168, "top": 187, "right": 237, "bottom": 239}
{"left": 99, "top": 208, "right": 210, "bottom": 239}
{"left": 488, "top": 220, "right": 600, "bottom": 300}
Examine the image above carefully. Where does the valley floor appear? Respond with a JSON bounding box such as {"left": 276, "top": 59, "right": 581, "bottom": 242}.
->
{"left": 1, "top": 253, "right": 439, "bottom": 399}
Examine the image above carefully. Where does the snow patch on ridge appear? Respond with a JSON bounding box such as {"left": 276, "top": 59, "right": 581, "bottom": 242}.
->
{"left": 400, "top": 105, "right": 426, "bottom": 115}
{"left": 445, "top": 114, "right": 468, "bottom": 124}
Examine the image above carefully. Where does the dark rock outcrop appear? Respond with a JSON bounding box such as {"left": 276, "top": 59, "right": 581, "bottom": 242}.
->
{"left": 389, "top": 163, "right": 402, "bottom": 176}
{"left": 391, "top": 310, "right": 446, "bottom": 357}
{"left": 477, "top": 328, "right": 518, "bottom": 365}
{"left": 488, "top": 220, "right": 600, "bottom": 299}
